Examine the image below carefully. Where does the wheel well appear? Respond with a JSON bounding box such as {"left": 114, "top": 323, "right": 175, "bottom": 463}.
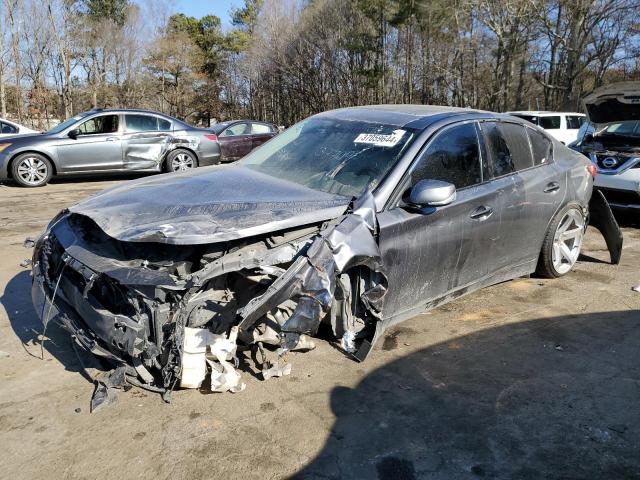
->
{"left": 7, "top": 151, "right": 57, "bottom": 179}
{"left": 165, "top": 147, "right": 199, "bottom": 166}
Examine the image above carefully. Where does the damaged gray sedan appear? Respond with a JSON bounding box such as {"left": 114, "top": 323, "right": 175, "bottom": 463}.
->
{"left": 30, "top": 105, "right": 623, "bottom": 409}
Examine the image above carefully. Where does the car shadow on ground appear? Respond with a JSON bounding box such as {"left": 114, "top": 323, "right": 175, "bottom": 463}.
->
{"left": 294, "top": 310, "right": 640, "bottom": 480}
{"left": 1, "top": 270, "right": 91, "bottom": 380}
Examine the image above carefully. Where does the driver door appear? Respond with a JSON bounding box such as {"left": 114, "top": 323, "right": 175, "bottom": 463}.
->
{"left": 377, "top": 122, "right": 502, "bottom": 321}
{"left": 55, "top": 114, "right": 123, "bottom": 172}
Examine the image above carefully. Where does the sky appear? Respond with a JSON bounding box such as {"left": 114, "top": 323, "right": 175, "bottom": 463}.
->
{"left": 175, "top": 0, "right": 243, "bottom": 27}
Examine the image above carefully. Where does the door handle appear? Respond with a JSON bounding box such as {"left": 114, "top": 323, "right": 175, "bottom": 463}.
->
{"left": 106, "top": 137, "right": 118, "bottom": 142}
{"left": 470, "top": 205, "right": 493, "bottom": 220}
{"left": 544, "top": 182, "right": 560, "bottom": 193}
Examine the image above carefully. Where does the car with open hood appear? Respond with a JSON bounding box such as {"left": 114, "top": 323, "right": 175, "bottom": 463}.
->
{"left": 29, "top": 105, "right": 623, "bottom": 410}
{"left": 571, "top": 81, "right": 640, "bottom": 211}
{"left": 0, "top": 109, "right": 221, "bottom": 187}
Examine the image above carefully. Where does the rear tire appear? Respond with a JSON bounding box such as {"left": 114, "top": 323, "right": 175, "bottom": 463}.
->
{"left": 165, "top": 149, "right": 197, "bottom": 172}
{"left": 535, "top": 204, "right": 585, "bottom": 278}
{"left": 11, "top": 153, "right": 53, "bottom": 187}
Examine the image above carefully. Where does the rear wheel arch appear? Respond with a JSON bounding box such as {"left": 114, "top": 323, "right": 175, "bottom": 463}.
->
{"left": 163, "top": 147, "right": 199, "bottom": 172}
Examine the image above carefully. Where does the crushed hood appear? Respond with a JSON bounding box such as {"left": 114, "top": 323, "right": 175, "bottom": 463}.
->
{"left": 68, "top": 165, "right": 351, "bottom": 245}
{"left": 583, "top": 81, "right": 640, "bottom": 124}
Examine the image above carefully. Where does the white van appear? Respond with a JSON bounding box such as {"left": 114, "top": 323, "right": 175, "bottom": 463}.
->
{"left": 506, "top": 111, "right": 586, "bottom": 145}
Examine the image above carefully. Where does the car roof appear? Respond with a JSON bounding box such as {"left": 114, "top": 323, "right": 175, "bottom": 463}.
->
{"left": 507, "top": 111, "right": 585, "bottom": 116}
{"left": 316, "top": 104, "right": 497, "bottom": 130}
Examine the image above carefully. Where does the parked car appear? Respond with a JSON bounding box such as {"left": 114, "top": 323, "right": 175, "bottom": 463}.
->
{"left": 31, "top": 105, "right": 622, "bottom": 407}
{"left": 569, "top": 82, "right": 640, "bottom": 211}
{"left": 506, "top": 111, "right": 586, "bottom": 144}
{"left": 0, "top": 108, "right": 221, "bottom": 187}
{"left": 0, "top": 118, "right": 38, "bottom": 137}
{"left": 210, "top": 120, "right": 278, "bottom": 161}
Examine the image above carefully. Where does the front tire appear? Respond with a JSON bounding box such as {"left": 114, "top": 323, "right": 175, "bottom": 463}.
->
{"left": 535, "top": 205, "right": 585, "bottom": 278}
{"left": 165, "top": 149, "right": 197, "bottom": 172}
{"left": 11, "top": 153, "right": 53, "bottom": 187}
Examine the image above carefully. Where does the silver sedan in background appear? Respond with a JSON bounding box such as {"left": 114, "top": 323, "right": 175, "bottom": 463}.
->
{"left": 0, "top": 108, "right": 221, "bottom": 187}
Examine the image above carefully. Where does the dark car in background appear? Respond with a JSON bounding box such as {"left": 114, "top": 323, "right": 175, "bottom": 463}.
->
{"left": 210, "top": 120, "right": 278, "bottom": 162}
{"left": 0, "top": 108, "right": 221, "bottom": 187}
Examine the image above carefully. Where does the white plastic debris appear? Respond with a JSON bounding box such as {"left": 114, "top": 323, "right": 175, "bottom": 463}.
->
{"left": 206, "top": 326, "right": 246, "bottom": 393}
{"left": 341, "top": 330, "right": 357, "bottom": 353}
{"left": 181, "top": 326, "right": 246, "bottom": 392}
{"left": 632, "top": 284, "right": 640, "bottom": 293}
{"left": 180, "top": 327, "right": 209, "bottom": 388}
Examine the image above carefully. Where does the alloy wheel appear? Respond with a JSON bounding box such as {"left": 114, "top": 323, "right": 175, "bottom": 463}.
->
{"left": 17, "top": 157, "right": 49, "bottom": 186}
{"left": 171, "top": 153, "right": 195, "bottom": 171}
{"left": 552, "top": 209, "right": 584, "bottom": 275}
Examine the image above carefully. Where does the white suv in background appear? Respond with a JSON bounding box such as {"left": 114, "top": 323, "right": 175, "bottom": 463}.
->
{"left": 506, "top": 111, "right": 586, "bottom": 145}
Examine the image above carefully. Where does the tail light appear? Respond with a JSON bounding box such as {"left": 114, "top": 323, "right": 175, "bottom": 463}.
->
{"left": 204, "top": 133, "right": 218, "bottom": 141}
{"left": 587, "top": 164, "right": 597, "bottom": 179}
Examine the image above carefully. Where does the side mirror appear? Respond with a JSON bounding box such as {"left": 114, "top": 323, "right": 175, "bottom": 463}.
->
{"left": 68, "top": 129, "right": 80, "bottom": 139}
{"left": 408, "top": 179, "right": 456, "bottom": 207}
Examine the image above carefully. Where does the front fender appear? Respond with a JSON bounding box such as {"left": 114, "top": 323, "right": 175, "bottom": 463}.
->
{"left": 588, "top": 189, "right": 623, "bottom": 264}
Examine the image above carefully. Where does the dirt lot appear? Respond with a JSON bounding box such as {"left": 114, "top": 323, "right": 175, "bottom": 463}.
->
{"left": 1, "top": 176, "right": 639, "bottom": 480}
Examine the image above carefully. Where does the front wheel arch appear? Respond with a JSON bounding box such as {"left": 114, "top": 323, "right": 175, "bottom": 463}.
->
{"left": 8, "top": 150, "right": 58, "bottom": 179}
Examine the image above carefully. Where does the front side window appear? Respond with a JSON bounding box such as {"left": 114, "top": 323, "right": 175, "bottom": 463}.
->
{"left": 78, "top": 115, "right": 119, "bottom": 135}
{"left": 126, "top": 114, "right": 160, "bottom": 132}
{"left": 251, "top": 123, "right": 272, "bottom": 134}
{"left": 0, "top": 122, "right": 17, "bottom": 134}
{"left": 410, "top": 123, "right": 482, "bottom": 189}
{"left": 528, "top": 129, "right": 553, "bottom": 166}
{"left": 240, "top": 117, "right": 419, "bottom": 197}
{"left": 221, "top": 123, "right": 250, "bottom": 137}
{"left": 539, "top": 116, "right": 561, "bottom": 130}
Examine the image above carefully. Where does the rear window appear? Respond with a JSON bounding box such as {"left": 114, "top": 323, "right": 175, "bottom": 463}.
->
{"left": 566, "top": 116, "right": 585, "bottom": 129}
{"left": 528, "top": 129, "right": 553, "bottom": 166}
{"left": 481, "top": 122, "right": 533, "bottom": 177}
{"left": 126, "top": 115, "right": 161, "bottom": 132}
{"left": 539, "top": 116, "right": 561, "bottom": 129}
{"left": 252, "top": 123, "right": 272, "bottom": 134}
{"left": 0, "top": 122, "right": 17, "bottom": 134}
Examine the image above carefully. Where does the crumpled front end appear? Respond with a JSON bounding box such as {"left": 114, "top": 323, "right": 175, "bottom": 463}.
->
{"left": 31, "top": 192, "right": 387, "bottom": 410}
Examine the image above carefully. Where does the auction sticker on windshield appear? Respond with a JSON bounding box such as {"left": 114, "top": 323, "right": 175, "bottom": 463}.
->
{"left": 354, "top": 129, "right": 405, "bottom": 147}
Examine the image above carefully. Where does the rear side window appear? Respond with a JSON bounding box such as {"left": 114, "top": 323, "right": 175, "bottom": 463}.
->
{"left": 78, "top": 115, "right": 119, "bottom": 135}
{"left": 566, "top": 116, "right": 584, "bottom": 129}
{"left": 481, "top": 122, "right": 533, "bottom": 177}
{"left": 411, "top": 123, "right": 482, "bottom": 189}
{"left": 221, "top": 123, "right": 250, "bottom": 136}
{"left": 251, "top": 123, "right": 272, "bottom": 134}
{"left": 0, "top": 121, "right": 17, "bottom": 134}
{"left": 126, "top": 114, "right": 160, "bottom": 132}
{"left": 158, "top": 118, "right": 171, "bottom": 131}
{"left": 539, "top": 116, "right": 561, "bottom": 129}
{"left": 528, "top": 129, "right": 553, "bottom": 166}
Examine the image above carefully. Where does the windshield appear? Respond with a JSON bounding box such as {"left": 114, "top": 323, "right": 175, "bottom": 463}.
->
{"left": 46, "top": 112, "right": 90, "bottom": 134}
{"left": 239, "top": 117, "right": 419, "bottom": 197}
{"left": 595, "top": 121, "right": 640, "bottom": 137}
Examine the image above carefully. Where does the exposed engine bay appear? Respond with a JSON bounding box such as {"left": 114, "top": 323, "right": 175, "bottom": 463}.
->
{"left": 31, "top": 193, "right": 387, "bottom": 411}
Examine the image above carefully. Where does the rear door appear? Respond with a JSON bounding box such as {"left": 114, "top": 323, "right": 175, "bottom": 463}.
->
{"left": 378, "top": 122, "right": 501, "bottom": 318}
{"left": 121, "top": 114, "right": 172, "bottom": 170}
{"left": 250, "top": 122, "right": 276, "bottom": 150}
{"left": 218, "top": 122, "right": 251, "bottom": 161}
{"left": 479, "top": 121, "right": 564, "bottom": 270}
{"left": 55, "top": 114, "right": 122, "bottom": 172}
{"left": 565, "top": 115, "right": 585, "bottom": 144}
